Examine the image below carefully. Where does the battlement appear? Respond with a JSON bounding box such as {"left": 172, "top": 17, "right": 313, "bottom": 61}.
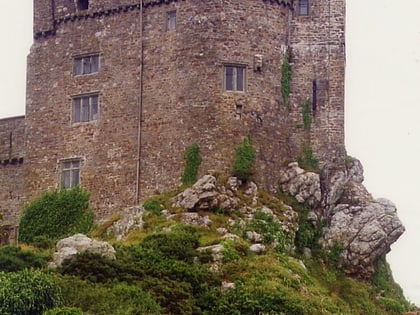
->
{"left": 34, "top": 0, "right": 292, "bottom": 38}
{"left": 23, "top": 0, "right": 346, "bottom": 224}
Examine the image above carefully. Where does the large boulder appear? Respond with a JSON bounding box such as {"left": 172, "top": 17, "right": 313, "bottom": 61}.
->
{"left": 171, "top": 175, "right": 241, "bottom": 211}
{"left": 49, "top": 234, "right": 116, "bottom": 268}
{"left": 279, "top": 162, "right": 321, "bottom": 206}
{"left": 324, "top": 198, "right": 405, "bottom": 278}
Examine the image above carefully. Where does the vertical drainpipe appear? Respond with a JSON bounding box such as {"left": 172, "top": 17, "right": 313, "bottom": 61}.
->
{"left": 136, "top": 0, "right": 144, "bottom": 204}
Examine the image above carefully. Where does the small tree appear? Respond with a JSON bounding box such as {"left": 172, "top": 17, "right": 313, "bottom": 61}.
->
{"left": 232, "top": 136, "right": 256, "bottom": 182}
{"left": 19, "top": 187, "right": 94, "bottom": 244}
{"left": 182, "top": 143, "right": 202, "bottom": 185}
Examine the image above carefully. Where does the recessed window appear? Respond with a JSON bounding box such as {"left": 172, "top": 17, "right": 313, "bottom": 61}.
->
{"left": 167, "top": 11, "right": 176, "bottom": 30}
{"left": 72, "top": 94, "right": 99, "bottom": 123}
{"left": 77, "top": 0, "right": 89, "bottom": 10}
{"left": 61, "top": 160, "right": 80, "bottom": 188}
{"left": 298, "top": 0, "right": 309, "bottom": 16}
{"left": 224, "top": 65, "right": 246, "bottom": 92}
{"left": 74, "top": 54, "right": 99, "bottom": 75}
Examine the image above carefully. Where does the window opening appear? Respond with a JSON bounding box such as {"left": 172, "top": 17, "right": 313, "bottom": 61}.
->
{"left": 312, "top": 80, "right": 317, "bottom": 112}
{"left": 298, "top": 0, "right": 309, "bottom": 16}
{"left": 62, "top": 160, "right": 80, "bottom": 188}
{"left": 235, "top": 104, "right": 243, "bottom": 120}
{"left": 77, "top": 0, "right": 89, "bottom": 10}
{"left": 74, "top": 54, "right": 99, "bottom": 75}
{"left": 224, "top": 65, "right": 246, "bottom": 92}
{"left": 72, "top": 94, "right": 99, "bottom": 123}
{"left": 167, "top": 11, "right": 176, "bottom": 30}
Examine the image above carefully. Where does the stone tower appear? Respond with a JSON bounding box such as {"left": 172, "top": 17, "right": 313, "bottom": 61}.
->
{"left": 2, "top": 0, "right": 347, "bottom": 223}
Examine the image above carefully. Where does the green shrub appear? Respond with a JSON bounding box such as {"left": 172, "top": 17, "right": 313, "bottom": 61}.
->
{"left": 182, "top": 143, "right": 202, "bottom": 185}
{"left": 19, "top": 187, "right": 94, "bottom": 244}
{"left": 0, "top": 269, "right": 63, "bottom": 315}
{"left": 0, "top": 246, "right": 49, "bottom": 272}
{"left": 297, "top": 144, "right": 320, "bottom": 173}
{"left": 248, "top": 209, "right": 286, "bottom": 248}
{"left": 55, "top": 276, "right": 161, "bottom": 315}
{"left": 143, "top": 199, "right": 163, "bottom": 215}
{"left": 232, "top": 136, "right": 256, "bottom": 182}
{"left": 43, "top": 307, "right": 84, "bottom": 315}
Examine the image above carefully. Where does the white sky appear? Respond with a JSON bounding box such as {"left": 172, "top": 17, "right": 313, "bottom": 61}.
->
{"left": 1, "top": 0, "right": 420, "bottom": 305}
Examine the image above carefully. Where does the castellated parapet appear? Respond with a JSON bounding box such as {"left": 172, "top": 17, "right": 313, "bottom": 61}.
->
{"left": 0, "top": 0, "right": 346, "bottom": 231}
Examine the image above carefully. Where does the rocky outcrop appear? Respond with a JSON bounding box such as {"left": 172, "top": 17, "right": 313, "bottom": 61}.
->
{"left": 49, "top": 234, "right": 116, "bottom": 268}
{"left": 171, "top": 175, "right": 241, "bottom": 211}
{"left": 279, "top": 162, "right": 322, "bottom": 206}
{"left": 103, "top": 206, "right": 145, "bottom": 241}
{"left": 282, "top": 157, "right": 405, "bottom": 278}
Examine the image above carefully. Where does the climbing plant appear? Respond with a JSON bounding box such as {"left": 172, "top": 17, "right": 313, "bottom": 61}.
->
{"left": 182, "top": 143, "right": 202, "bottom": 186}
{"left": 281, "top": 51, "right": 292, "bottom": 108}
{"left": 232, "top": 136, "right": 256, "bottom": 182}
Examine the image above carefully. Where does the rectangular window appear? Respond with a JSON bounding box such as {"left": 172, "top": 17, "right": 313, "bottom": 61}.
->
{"left": 72, "top": 94, "right": 99, "bottom": 123}
{"left": 62, "top": 160, "right": 80, "bottom": 189}
{"left": 224, "top": 65, "right": 246, "bottom": 92}
{"left": 167, "top": 11, "right": 176, "bottom": 30}
{"left": 74, "top": 54, "right": 99, "bottom": 75}
{"left": 298, "top": 0, "right": 309, "bottom": 16}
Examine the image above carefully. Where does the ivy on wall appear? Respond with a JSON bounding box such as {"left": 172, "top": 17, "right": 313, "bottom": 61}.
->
{"left": 281, "top": 51, "right": 292, "bottom": 109}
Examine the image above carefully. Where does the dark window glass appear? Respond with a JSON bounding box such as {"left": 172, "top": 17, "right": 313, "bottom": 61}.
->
{"left": 72, "top": 95, "right": 99, "bottom": 123}
{"left": 74, "top": 54, "right": 99, "bottom": 75}
{"left": 77, "top": 0, "right": 89, "bottom": 10}
{"left": 62, "top": 160, "right": 80, "bottom": 189}
{"left": 225, "top": 66, "right": 234, "bottom": 91}
{"left": 224, "top": 65, "right": 245, "bottom": 92}
{"left": 299, "top": 0, "right": 309, "bottom": 16}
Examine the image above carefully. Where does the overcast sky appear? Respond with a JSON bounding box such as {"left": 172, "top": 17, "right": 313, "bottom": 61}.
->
{"left": 1, "top": 0, "right": 420, "bottom": 305}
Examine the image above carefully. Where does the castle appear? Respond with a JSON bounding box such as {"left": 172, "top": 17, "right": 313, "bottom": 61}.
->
{"left": 0, "top": 0, "right": 345, "bottom": 241}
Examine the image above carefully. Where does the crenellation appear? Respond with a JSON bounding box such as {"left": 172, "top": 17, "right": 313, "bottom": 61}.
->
{"left": 0, "top": 0, "right": 347, "bottom": 240}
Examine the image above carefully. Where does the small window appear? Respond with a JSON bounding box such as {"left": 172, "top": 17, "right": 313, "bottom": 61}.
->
{"left": 72, "top": 94, "right": 99, "bottom": 123}
{"left": 224, "top": 65, "right": 246, "bottom": 92}
{"left": 167, "top": 11, "right": 176, "bottom": 30}
{"left": 77, "top": 0, "right": 89, "bottom": 10}
{"left": 61, "top": 160, "right": 80, "bottom": 188}
{"left": 74, "top": 54, "right": 99, "bottom": 75}
{"left": 298, "top": 0, "right": 309, "bottom": 16}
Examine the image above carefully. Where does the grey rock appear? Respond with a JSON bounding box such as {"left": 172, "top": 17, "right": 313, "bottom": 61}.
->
{"left": 279, "top": 162, "right": 321, "bottom": 206}
{"left": 50, "top": 234, "right": 116, "bottom": 268}
{"left": 104, "top": 206, "right": 144, "bottom": 241}
{"left": 249, "top": 243, "right": 265, "bottom": 254}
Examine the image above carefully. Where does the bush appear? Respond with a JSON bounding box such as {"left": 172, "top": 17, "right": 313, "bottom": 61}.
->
{"left": 19, "top": 187, "right": 94, "bottom": 244}
{"left": 143, "top": 199, "right": 163, "bottom": 215}
{"left": 182, "top": 143, "right": 202, "bottom": 185}
{"left": 232, "top": 136, "right": 256, "bottom": 182}
{"left": 0, "top": 246, "right": 49, "bottom": 272}
{"left": 0, "top": 269, "right": 63, "bottom": 315}
{"left": 55, "top": 276, "right": 161, "bottom": 315}
{"left": 43, "top": 307, "right": 84, "bottom": 315}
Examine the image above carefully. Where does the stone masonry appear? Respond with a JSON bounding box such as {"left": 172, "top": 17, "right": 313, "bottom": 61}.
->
{"left": 0, "top": 0, "right": 346, "bottom": 233}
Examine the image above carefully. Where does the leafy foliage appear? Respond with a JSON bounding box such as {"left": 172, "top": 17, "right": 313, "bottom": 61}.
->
{"left": 247, "top": 209, "right": 286, "bottom": 248}
{"left": 297, "top": 144, "right": 320, "bottom": 173}
{"left": 281, "top": 51, "right": 292, "bottom": 108}
{"left": 143, "top": 198, "right": 164, "bottom": 215}
{"left": 43, "top": 307, "right": 84, "bottom": 315}
{"left": 232, "top": 136, "right": 256, "bottom": 182}
{"left": 0, "top": 269, "right": 63, "bottom": 315}
{"left": 19, "top": 187, "right": 94, "bottom": 244}
{"left": 182, "top": 143, "right": 202, "bottom": 185}
{"left": 0, "top": 246, "right": 49, "bottom": 272}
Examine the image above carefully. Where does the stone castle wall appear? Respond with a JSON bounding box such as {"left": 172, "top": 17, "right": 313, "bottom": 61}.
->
{"left": 1, "top": 0, "right": 346, "bottom": 227}
{"left": 0, "top": 116, "right": 25, "bottom": 239}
